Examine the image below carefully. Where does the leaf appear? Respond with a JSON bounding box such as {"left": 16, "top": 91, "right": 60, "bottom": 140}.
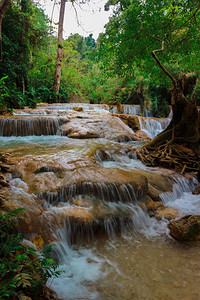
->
{"left": 14, "top": 273, "right": 32, "bottom": 288}
{"left": 31, "top": 235, "right": 44, "bottom": 250}
{"left": 18, "top": 292, "right": 32, "bottom": 300}
{"left": 9, "top": 284, "right": 16, "bottom": 288}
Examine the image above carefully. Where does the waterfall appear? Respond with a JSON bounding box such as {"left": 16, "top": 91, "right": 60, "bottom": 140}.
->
{"left": 138, "top": 116, "right": 171, "bottom": 138}
{"left": 38, "top": 182, "right": 145, "bottom": 205}
{"left": 46, "top": 222, "right": 104, "bottom": 300}
{"left": 2, "top": 102, "right": 200, "bottom": 300}
{"left": 37, "top": 103, "right": 110, "bottom": 113}
{"left": 0, "top": 117, "right": 68, "bottom": 136}
{"left": 160, "top": 175, "right": 199, "bottom": 215}
{"left": 109, "top": 105, "right": 141, "bottom": 115}
{"left": 143, "top": 107, "right": 153, "bottom": 117}
{"left": 123, "top": 105, "right": 141, "bottom": 115}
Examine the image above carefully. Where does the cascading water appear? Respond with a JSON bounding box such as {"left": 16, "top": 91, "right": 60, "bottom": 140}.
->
{"left": 122, "top": 105, "right": 141, "bottom": 115}
{"left": 138, "top": 116, "right": 171, "bottom": 138}
{"left": 0, "top": 117, "right": 68, "bottom": 136}
{"left": 1, "top": 104, "right": 200, "bottom": 300}
{"left": 109, "top": 104, "right": 141, "bottom": 115}
{"left": 160, "top": 176, "right": 200, "bottom": 215}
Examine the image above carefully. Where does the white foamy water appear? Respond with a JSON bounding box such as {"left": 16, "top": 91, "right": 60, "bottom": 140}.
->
{"left": 9, "top": 178, "right": 28, "bottom": 191}
{"left": 138, "top": 116, "right": 171, "bottom": 138}
{"left": 47, "top": 202, "right": 170, "bottom": 299}
{"left": 1, "top": 103, "right": 200, "bottom": 300}
{"left": 160, "top": 176, "right": 200, "bottom": 215}
{"left": 47, "top": 225, "right": 104, "bottom": 300}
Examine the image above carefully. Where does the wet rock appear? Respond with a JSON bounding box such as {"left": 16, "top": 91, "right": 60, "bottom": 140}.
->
{"left": 168, "top": 215, "right": 200, "bottom": 241}
{"left": 135, "top": 130, "right": 151, "bottom": 140}
{"left": 95, "top": 149, "right": 111, "bottom": 161}
{"left": 155, "top": 207, "right": 179, "bottom": 220}
{"left": 192, "top": 183, "right": 200, "bottom": 195}
{"left": 1, "top": 165, "right": 12, "bottom": 174}
{"left": 37, "top": 167, "right": 149, "bottom": 204}
{"left": 11, "top": 171, "right": 23, "bottom": 179}
{"left": 0, "top": 154, "right": 8, "bottom": 163}
{"left": 147, "top": 172, "right": 174, "bottom": 194}
{"left": 59, "top": 114, "right": 137, "bottom": 141}
{"left": 73, "top": 107, "right": 84, "bottom": 112}
{"left": 148, "top": 211, "right": 155, "bottom": 218}
{"left": 44, "top": 195, "right": 140, "bottom": 243}
{"left": 148, "top": 185, "right": 162, "bottom": 202}
{"left": 117, "top": 102, "right": 123, "bottom": 114}
{"left": 0, "top": 179, "right": 9, "bottom": 187}
{"left": 113, "top": 114, "right": 140, "bottom": 131}
{"left": 0, "top": 116, "right": 68, "bottom": 136}
{"left": 68, "top": 130, "right": 99, "bottom": 139}
{"left": 0, "top": 163, "right": 12, "bottom": 173}
{"left": 146, "top": 200, "right": 164, "bottom": 212}
{"left": 34, "top": 166, "right": 64, "bottom": 174}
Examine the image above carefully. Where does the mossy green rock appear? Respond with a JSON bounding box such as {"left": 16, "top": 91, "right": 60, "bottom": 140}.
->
{"left": 168, "top": 215, "right": 200, "bottom": 242}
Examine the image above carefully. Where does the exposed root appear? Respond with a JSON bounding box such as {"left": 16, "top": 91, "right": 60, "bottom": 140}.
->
{"left": 137, "top": 142, "right": 200, "bottom": 174}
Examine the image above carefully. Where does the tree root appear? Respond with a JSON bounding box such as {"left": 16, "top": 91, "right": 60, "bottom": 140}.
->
{"left": 137, "top": 142, "right": 200, "bottom": 175}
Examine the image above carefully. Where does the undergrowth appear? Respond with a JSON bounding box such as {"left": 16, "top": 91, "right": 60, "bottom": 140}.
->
{"left": 0, "top": 208, "right": 60, "bottom": 299}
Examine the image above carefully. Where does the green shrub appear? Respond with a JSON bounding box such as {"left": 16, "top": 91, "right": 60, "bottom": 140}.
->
{"left": 0, "top": 208, "right": 60, "bottom": 299}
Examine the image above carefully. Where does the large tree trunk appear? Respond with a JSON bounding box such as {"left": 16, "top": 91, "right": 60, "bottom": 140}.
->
{"left": 54, "top": 0, "right": 66, "bottom": 94}
{"left": 145, "top": 85, "right": 199, "bottom": 150}
{"left": 0, "top": 0, "right": 11, "bottom": 61}
{"left": 137, "top": 42, "right": 200, "bottom": 174}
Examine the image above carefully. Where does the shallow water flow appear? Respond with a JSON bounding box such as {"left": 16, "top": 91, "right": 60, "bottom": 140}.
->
{"left": 1, "top": 104, "right": 199, "bottom": 300}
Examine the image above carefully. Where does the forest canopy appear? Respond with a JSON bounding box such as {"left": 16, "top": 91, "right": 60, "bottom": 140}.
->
{"left": 0, "top": 0, "right": 199, "bottom": 115}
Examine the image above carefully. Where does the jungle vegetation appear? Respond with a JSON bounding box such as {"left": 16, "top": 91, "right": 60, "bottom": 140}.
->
{"left": 1, "top": 0, "right": 199, "bottom": 117}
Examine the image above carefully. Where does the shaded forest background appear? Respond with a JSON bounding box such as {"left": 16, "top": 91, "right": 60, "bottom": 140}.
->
{"left": 0, "top": 0, "right": 200, "bottom": 117}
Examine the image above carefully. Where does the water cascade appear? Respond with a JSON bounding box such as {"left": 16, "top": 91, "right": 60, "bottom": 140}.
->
{"left": 0, "top": 116, "right": 68, "bottom": 136}
{"left": 35, "top": 103, "right": 109, "bottom": 113}
{"left": 109, "top": 104, "right": 142, "bottom": 115}
{"left": 138, "top": 116, "right": 171, "bottom": 138}
{"left": 122, "top": 105, "right": 141, "bottom": 115}
{"left": 1, "top": 103, "right": 199, "bottom": 300}
{"left": 39, "top": 181, "right": 146, "bottom": 205}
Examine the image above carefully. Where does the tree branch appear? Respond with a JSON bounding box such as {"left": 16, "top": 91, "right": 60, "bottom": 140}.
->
{"left": 151, "top": 41, "right": 177, "bottom": 86}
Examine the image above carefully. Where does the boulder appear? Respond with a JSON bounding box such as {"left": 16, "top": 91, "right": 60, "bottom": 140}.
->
{"left": 168, "top": 215, "right": 200, "bottom": 241}
{"left": 73, "top": 107, "right": 84, "bottom": 112}
{"left": 113, "top": 114, "right": 140, "bottom": 131}
{"left": 135, "top": 130, "right": 151, "bottom": 140}
{"left": 147, "top": 185, "right": 162, "bottom": 202}
{"left": 37, "top": 167, "right": 149, "bottom": 204}
{"left": 155, "top": 207, "right": 179, "bottom": 220}
{"left": 146, "top": 200, "right": 164, "bottom": 212}
{"left": 0, "top": 179, "right": 9, "bottom": 187}
{"left": 192, "top": 183, "right": 200, "bottom": 195}
{"left": 59, "top": 114, "right": 138, "bottom": 141}
{"left": 117, "top": 102, "right": 123, "bottom": 114}
{"left": 0, "top": 163, "right": 12, "bottom": 173}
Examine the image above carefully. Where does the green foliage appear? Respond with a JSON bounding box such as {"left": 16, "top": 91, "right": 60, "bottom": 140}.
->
{"left": 0, "top": 209, "right": 60, "bottom": 299}
{"left": 101, "top": 0, "right": 200, "bottom": 84}
{"left": 1, "top": 0, "right": 49, "bottom": 91}
{"left": 34, "top": 86, "right": 69, "bottom": 103}
{"left": 1, "top": 0, "right": 198, "bottom": 111}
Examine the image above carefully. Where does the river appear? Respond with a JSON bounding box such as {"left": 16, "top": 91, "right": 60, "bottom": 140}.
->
{"left": 0, "top": 104, "right": 199, "bottom": 300}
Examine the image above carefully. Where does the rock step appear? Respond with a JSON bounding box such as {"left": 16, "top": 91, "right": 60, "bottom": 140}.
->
{"left": 0, "top": 117, "right": 68, "bottom": 136}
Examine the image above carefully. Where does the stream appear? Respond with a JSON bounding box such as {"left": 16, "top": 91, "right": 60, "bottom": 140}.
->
{"left": 0, "top": 104, "right": 200, "bottom": 300}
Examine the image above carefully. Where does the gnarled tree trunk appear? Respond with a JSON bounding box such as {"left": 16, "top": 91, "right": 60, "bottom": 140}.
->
{"left": 137, "top": 42, "right": 200, "bottom": 174}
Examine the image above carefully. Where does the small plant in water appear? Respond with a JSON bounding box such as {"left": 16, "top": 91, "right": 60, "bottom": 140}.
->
{"left": 0, "top": 208, "right": 60, "bottom": 299}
